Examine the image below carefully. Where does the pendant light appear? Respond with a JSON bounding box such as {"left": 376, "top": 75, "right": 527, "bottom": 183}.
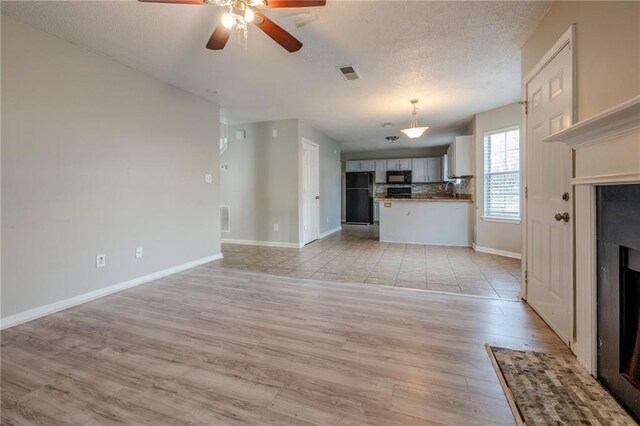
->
{"left": 401, "top": 99, "right": 429, "bottom": 139}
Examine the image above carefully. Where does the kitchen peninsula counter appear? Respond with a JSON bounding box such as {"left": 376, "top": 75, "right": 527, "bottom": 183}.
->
{"left": 376, "top": 195, "right": 473, "bottom": 202}
{"left": 378, "top": 197, "right": 473, "bottom": 245}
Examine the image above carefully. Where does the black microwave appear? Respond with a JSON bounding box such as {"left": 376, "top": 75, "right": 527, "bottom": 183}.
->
{"left": 386, "top": 170, "right": 412, "bottom": 184}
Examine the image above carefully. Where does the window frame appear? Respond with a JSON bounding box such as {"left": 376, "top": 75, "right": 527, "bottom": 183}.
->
{"left": 482, "top": 125, "right": 521, "bottom": 223}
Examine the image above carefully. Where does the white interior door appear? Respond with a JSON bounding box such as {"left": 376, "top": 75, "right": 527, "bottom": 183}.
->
{"left": 525, "top": 41, "right": 573, "bottom": 344}
{"left": 303, "top": 139, "right": 320, "bottom": 245}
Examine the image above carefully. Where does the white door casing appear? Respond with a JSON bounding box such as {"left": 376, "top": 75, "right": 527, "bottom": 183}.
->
{"left": 302, "top": 139, "right": 320, "bottom": 245}
{"left": 523, "top": 27, "right": 574, "bottom": 345}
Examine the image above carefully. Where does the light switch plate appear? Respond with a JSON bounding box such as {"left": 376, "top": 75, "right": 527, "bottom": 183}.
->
{"left": 236, "top": 130, "right": 246, "bottom": 140}
{"left": 96, "top": 254, "right": 106, "bottom": 268}
{"left": 274, "top": 224, "right": 279, "bottom": 231}
{"left": 135, "top": 247, "right": 143, "bottom": 258}
{"left": 273, "top": 129, "right": 278, "bottom": 137}
{"left": 205, "top": 174, "right": 213, "bottom": 183}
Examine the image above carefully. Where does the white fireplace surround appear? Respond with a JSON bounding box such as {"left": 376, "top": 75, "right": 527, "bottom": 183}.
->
{"left": 544, "top": 96, "right": 640, "bottom": 374}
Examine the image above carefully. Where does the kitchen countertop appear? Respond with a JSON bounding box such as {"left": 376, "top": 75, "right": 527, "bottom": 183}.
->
{"left": 375, "top": 195, "right": 473, "bottom": 202}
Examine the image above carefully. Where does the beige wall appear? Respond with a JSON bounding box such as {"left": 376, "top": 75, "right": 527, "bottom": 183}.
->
{"left": 472, "top": 103, "right": 522, "bottom": 257}
{"left": 220, "top": 119, "right": 341, "bottom": 246}
{"left": 2, "top": 17, "right": 221, "bottom": 320}
{"left": 522, "top": 1, "right": 640, "bottom": 121}
{"left": 221, "top": 120, "right": 300, "bottom": 245}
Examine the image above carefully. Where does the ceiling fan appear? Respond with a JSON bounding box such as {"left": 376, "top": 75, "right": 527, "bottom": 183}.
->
{"left": 138, "top": 0, "right": 326, "bottom": 52}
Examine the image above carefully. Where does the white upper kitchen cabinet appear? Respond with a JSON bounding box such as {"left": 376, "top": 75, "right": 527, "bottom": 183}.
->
{"left": 411, "top": 158, "right": 428, "bottom": 182}
{"left": 447, "top": 135, "right": 473, "bottom": 178}
{"left": 359, "top": 160, "right": 375, "bottom": 171}
{"left": 346, "top": 160, "right": 375, "bottom": 172}
{"left": 427, "top": 157, "right": 442, "bottom": 182}
{"left": 375, "top": 160, "right": 387, "bottom": 183}
{"left": 386, "top": 159, "right": 412, "bottom": 171}
{"left": 413, "top": 157, "right": 443, "bottom": 182}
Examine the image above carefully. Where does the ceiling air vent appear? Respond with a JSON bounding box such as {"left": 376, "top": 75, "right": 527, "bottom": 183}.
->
{"left": 337, "top": 65, "right": 360, "bottom": 81}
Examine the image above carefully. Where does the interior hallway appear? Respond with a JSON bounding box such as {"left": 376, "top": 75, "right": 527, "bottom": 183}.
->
{"left": 213, "top": 225, "right": 522, "bottom": 299}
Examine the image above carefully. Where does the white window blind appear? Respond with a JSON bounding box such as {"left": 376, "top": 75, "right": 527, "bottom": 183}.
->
{"left": 484, "top": 126, "right": 520, "bottom": 220}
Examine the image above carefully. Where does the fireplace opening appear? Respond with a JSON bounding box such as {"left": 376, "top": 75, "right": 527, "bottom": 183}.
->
{"left": 621, "top": 247, "right": 640, "bottom": 390}
{"left": 597, "top": 184, "right": 640, "bottom": 421}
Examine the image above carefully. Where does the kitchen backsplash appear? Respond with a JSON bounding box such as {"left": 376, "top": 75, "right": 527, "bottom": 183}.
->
{"left": 375, "top": 178, "right": 474, "bottom": 197}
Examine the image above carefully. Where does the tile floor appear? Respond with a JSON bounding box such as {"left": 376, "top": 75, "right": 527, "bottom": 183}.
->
{"left": 209, "top": 224, "right": 522, "bottom": 299}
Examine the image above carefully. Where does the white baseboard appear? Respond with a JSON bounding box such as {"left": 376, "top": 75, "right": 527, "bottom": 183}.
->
{"left": 319, "top": 226, "right": 342, "bottom": 239}
{"left": 221, "top": 238, "right": 302, "bottom": 249}
{"left": 472, "top": 243, "right": 521, "bottom": 259}
{"left": 0, "top": 253, "right": 223, "bottom": 330}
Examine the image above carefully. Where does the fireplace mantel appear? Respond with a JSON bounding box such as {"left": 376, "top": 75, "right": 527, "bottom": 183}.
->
{"left": 544, "top": 96, "right": 640, "bottom": 375}
{"left": 544, "top": 96, "right": 640, "bottom": 148}
{"left": 545, "top": 95, "right": 640, "bottom": 186}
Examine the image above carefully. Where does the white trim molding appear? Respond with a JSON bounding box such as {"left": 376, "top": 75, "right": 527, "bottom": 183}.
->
{"left": 574, "top": 185, "right": 598, "bottom": 373}
{"left": 0, "top": 253, "right": 224, "bottom": 330}
{"left": 472, "top": 243, "right": 522, "bottom": 260}
{"left": 544, "top": 96, "right": 640, "bottom": 147}
{"left": 319, "top": 226, "right": 342, "bottom": 239}
{"left": 520, "top": 24, "right": 576, "bottom": 304}
{"left": 549, "top": 95, "right": 640, "bottom": 374}
{"left": 480, "top": 216, "right": 521, "bottom": 225}
{"left": 221, "top": 238, "right": 303, "bottom": 249}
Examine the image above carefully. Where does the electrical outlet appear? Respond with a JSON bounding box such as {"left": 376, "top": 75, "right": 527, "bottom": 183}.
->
{"left": 96, "top": 254, "right": 106, "bottom": 268}
{"left": 274, "top": 224, "right": 279, "bottom": 231}
{"left": 273, "top": 129, "right": 278, "bottom": 137}
{"left": 136, "top": 247, "right": 143, "bottom": 258}
{"left": 205, "top": 173, "right": 213, "bottom": 183}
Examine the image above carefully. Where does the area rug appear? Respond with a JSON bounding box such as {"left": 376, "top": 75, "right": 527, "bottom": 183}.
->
{"left": 485, "top": 345, "right": 637, "bottom": 425}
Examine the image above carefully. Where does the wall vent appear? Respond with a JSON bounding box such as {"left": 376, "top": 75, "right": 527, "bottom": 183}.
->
{"left": 220, "top": 205, "right": 230, "bottom": 232}
{"left": 337, "top": 65, "right": 360, "bottom": 81}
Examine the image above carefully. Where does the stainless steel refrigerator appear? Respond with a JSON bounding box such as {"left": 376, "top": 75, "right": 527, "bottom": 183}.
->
{"left": 346, "top": 172, "right": 373, "bottom": 224}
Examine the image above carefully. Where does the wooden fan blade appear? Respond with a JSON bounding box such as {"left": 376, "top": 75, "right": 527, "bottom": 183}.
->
{"left": 259, "top": 0, "right": 326, "bottom": 8}
{"left": 206, "top": 25, "right": 232, "bottom": 50}
{"left": 138, "top": 0, "right": 205, "bottom": 4}
{"left": 253, "top": 12, "right": 302, "bottom": 52}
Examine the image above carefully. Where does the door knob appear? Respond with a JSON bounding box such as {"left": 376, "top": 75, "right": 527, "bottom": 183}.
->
{"left": 315, "top": 196, "right": 320, "bottom": 200}
{"left": 554, "top": 212, "right": 570, "bottom": 222}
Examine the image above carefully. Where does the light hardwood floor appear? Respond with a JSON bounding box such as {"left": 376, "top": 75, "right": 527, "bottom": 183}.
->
{"left": 1, "top": 266, "right": 568, "bottom": 425}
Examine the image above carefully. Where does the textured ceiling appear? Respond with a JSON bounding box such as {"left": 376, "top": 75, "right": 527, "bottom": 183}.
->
{"left": 1, "top": 0, "right": 550, "bottom": 152}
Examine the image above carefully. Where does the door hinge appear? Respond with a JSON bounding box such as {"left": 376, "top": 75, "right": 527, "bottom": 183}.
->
{"left": 519, "top": 100, "right": 528, "bottom": 115}
{"left": 525, "top": 270, "right": 528, "bottom": 284}
{"left": 525, "top": 186, "right": 528, "bottom": 199}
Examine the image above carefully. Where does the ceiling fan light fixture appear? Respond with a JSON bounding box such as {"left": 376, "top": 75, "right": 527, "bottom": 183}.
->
{"left": 244, "top": 8, "right": 255, "bottom": 22}
{"left": 221, "top": 12, "right": 235, "bottom": 28}
{"left": 400, "top": 99, "right": 429, "bottom": 139}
